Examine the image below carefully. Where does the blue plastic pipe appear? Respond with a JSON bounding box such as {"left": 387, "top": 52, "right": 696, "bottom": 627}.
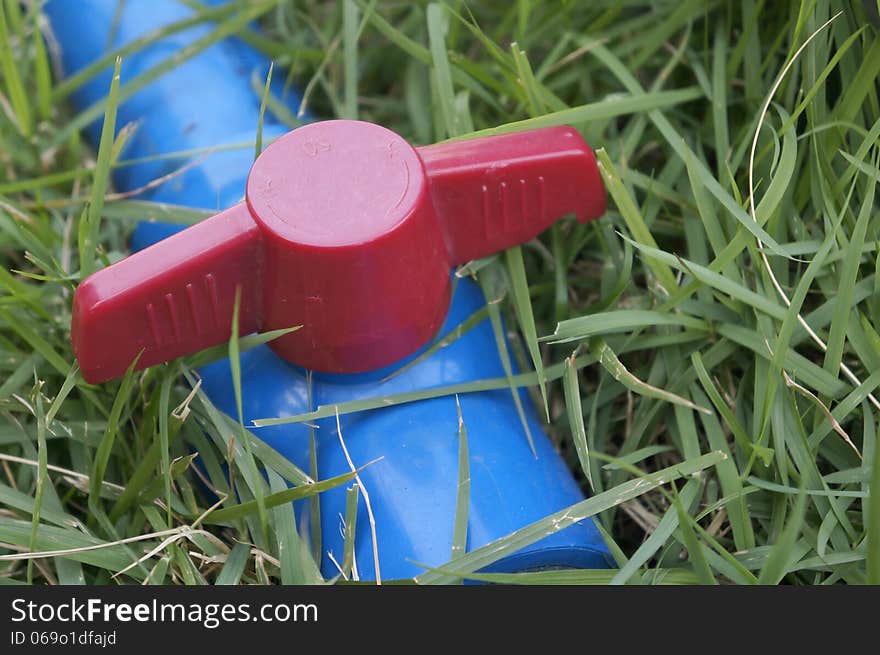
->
{"left": 45, "top": 0, "right": 611, "bottom": 580}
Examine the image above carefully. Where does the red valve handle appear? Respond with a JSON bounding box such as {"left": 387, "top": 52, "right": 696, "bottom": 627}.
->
{"left": 71, "top": 120, "right": 606, "bottom": 383}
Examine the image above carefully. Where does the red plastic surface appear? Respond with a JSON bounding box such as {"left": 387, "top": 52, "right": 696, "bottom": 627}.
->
{"left": 72, "top": 120, "right": 606, "bottom": 383}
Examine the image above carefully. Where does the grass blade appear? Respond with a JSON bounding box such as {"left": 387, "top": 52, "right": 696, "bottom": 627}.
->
{"left": 545, "top": 310, "right": 707, "bottom": 344}
{"left": 0, "top": 3, "right": 32, "bottom": 135}
{"left": 673, "top": 490, "right": 716, "bottom": 585}
{"left": 88, "top": 353, "right": 141, "bottom": 512}
{"left": 456, "top": 88, "right": 704, "bottom": 139}
{"left": 215, "top": 542, "right": 249, "bottom": 586}
{"left": 26, "top": 379, "right": 48, "bottom": 584}
{"left": 505, "top": 246, "right": 549, "bottom": 421}
{"left": 451, "top": 396, "right": 470, "bottom": 560}
{"left": 228, "top": 288, "right": 268, "bottom": 542}
{"left": 757, "top": 490, "right": 808, "bottom": 584}
{"left": 158, "top": 371, "right": 175, "bottom": 527}
{"left": 591, "top": 338, "right": 710, "bottom": 415}
{"left": 78, "top": 56, "right": 121, "bottom": 279}
{"left": 204, "top": 469, "right": 361, "bottom": 525}
{"left": 595, "top": 149, "right": 677, "bottom": 293}
{"left": 456, "top": 568, "right": 701, "bottom": 585}
{"left": 342, "top": 0, "right": 359, "bottom": 120}
{"left": 823, "top": 156, "right": 876, "bottom": 377}
{"left": 868, "top": 413, "right": 880, "bottom": 584}
{"left": 427, "top": 3, "right": 459, "bottom": 139}
{"left": 476, "top": 267, "right": 537, "bottom": 456}
{"left": 562, "top": 353, "right": 592, "bottom": 490}
{"left": 268, "top": 468, "right": 322, "bottom": 585}
{"left": 255, "top": 61, "right": 274, "bottom": 160}
{"left": 610, "top": 478, "right": 701, "bottom": 584}
{"left": 416, "top": 451, "right": 726, "bottom": 583}
{"left": 341, "top": 484, "right": 360, "bottom": 580}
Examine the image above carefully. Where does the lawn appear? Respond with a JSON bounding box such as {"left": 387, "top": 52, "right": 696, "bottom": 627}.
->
{"left": 1, "top": 0, "right": 879, "bottom": 585}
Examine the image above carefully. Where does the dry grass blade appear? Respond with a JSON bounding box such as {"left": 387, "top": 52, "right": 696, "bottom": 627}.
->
{"left": 334, "top": 409, "right": 381, "bottom": 585}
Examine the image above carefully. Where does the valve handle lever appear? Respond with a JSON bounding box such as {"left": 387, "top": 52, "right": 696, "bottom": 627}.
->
{"left": 418, "top": 126, "right": 604, "bottom": 264}
{"left": 72, "top": 120, "right": 606, "bottom": 383}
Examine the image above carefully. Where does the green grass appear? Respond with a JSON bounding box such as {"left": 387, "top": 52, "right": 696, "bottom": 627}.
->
{"left": 1, "top": 0, "right": 879, "bottom": 585}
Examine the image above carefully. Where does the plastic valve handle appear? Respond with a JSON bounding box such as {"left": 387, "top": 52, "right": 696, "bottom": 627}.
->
{"left": 71, "top": 120, "right": 606, "bottom": 383}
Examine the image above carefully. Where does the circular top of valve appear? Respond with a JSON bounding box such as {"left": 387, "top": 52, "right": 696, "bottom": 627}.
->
{"left": 246, "top": 120, "right": 426, "bottom": 247}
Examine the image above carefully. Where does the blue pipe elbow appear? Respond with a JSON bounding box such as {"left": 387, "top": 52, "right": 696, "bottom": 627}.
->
{"left": 46, "top": 0, "right": 611, "bottom": 580}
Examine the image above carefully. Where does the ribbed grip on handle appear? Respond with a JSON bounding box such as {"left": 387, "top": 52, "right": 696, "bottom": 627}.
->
{"left": 72, "top": 204, "right": 263, "bottom": 383}
{"left": 418, "top": 126, "right": 606, "bottom": 264}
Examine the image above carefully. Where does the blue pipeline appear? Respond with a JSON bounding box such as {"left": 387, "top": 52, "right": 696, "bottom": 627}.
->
{"left": 46, "top": 0, "right": 611, "bottom": 580}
